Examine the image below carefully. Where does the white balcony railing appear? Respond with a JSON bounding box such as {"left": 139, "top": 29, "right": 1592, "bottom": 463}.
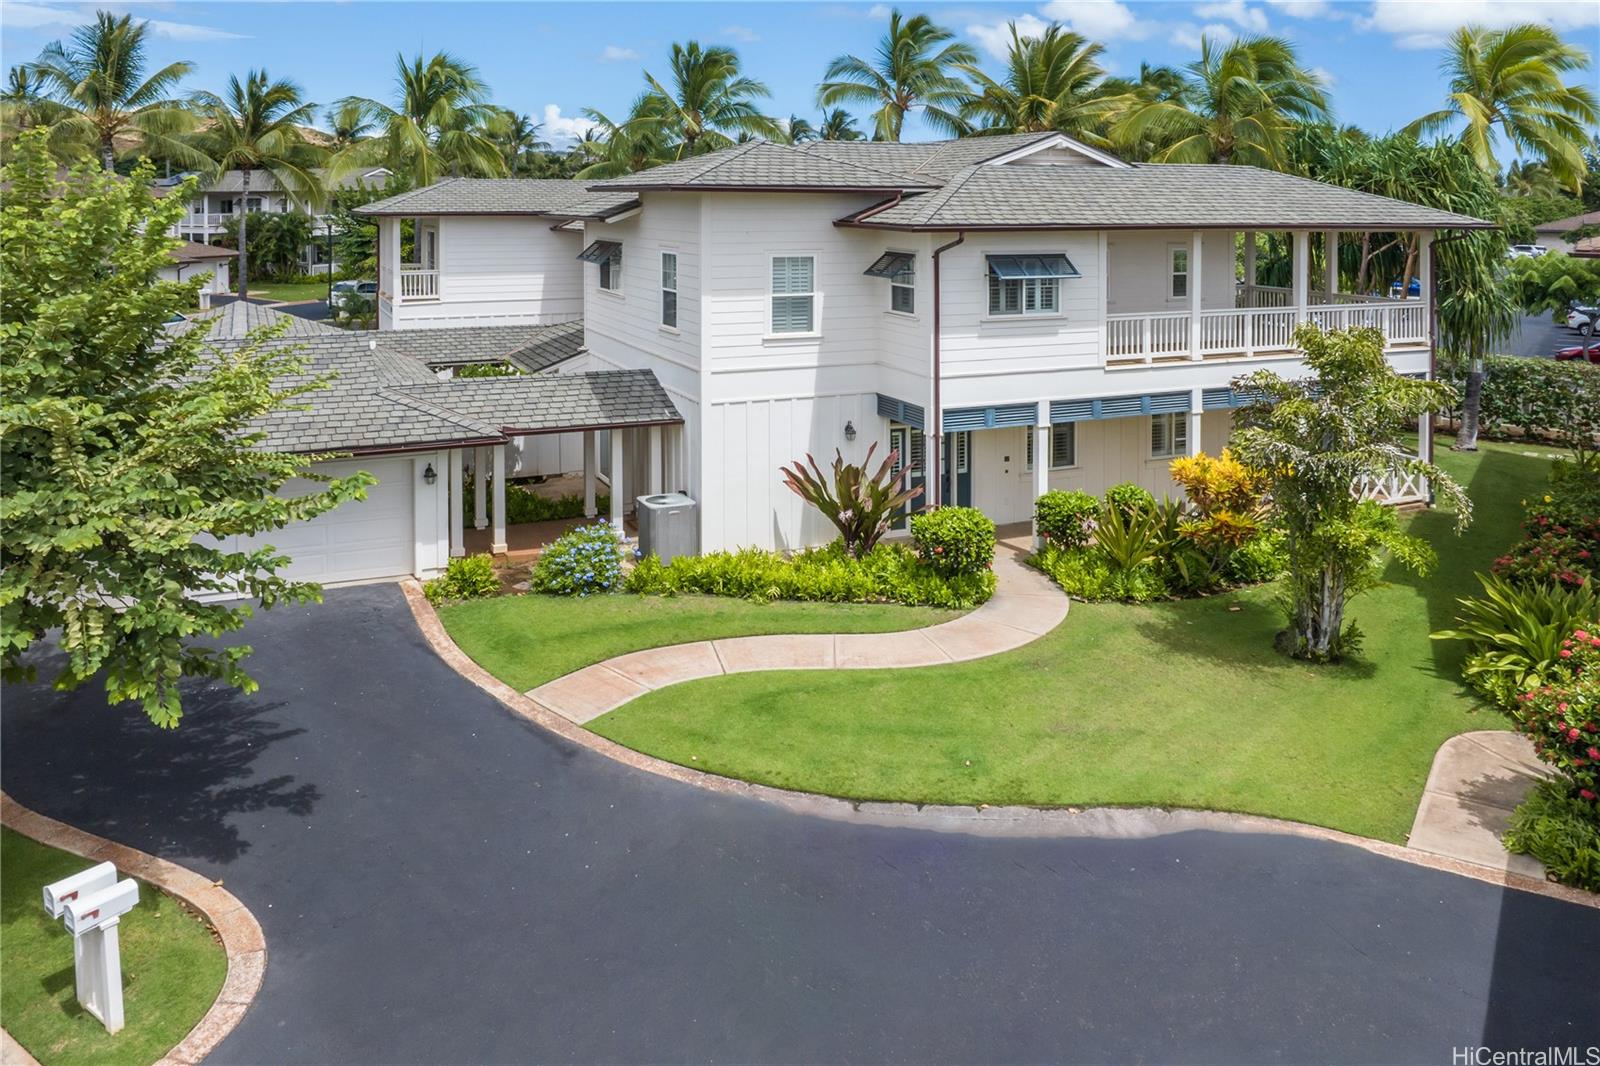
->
{"left": 1107, "top": 299, "right": 1428, "bottom": 365}
{"left": 397, "top": 269, "right": 439, "bottom": 301}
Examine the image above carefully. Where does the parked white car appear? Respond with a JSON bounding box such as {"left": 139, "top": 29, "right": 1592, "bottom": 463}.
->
{"left": 331, "top": 280, "right": 377, "bottom": 311}
{"left": 1566, "top": 304, "right": 1597, "bottom": 336}
{"left": 1507, "top": 244, "right": 1549, "bottom": 259}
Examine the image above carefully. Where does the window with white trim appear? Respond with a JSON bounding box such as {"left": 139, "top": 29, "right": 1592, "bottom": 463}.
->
{"left": 1025, "top": 424, "right": 1076, "bottom": 470}
{"left": 660, "top": 252, "right": 678, "bottom": 327}
{"left": 889, "top": 258, "right": 914, "bottom": 314}
{"left": 1169, "top": 246, "right": 1189, "bottom": 299}
{"left": 771, "top": 255, "right": 815, "bottom": 333}
{"left": 1150, "top": 412, "right": 1189, "bottom": 458}
{"left": 986, "top": 254, "right": 1077, "bottom": 317}
{"left": 600, "top": 244, "right": 622, "bottom": 292}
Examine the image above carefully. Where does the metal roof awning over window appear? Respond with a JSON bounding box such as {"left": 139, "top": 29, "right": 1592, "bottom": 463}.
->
{"left": 577, "top": 239, "right": 621, "bottom": 263}
{"left": 864, "top": 251, "right": 915, "bottom": 279}
{"left": 986, "top": 254, "right": 1080, "bottom": 280}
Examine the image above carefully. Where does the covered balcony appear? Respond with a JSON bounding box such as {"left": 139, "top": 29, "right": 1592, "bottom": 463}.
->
{"left": 1103, "top": 229, "right": 1431, "bottom": 367}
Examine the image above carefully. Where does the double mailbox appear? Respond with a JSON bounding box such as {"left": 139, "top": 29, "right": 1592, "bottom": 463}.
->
{"left": 42, "top": 860, "right": 140, "bottom": 935}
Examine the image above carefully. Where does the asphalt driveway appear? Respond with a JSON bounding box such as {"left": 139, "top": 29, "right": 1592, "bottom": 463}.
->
{"left": 3, "top": 585, "right": 1596, "bottom": 1064}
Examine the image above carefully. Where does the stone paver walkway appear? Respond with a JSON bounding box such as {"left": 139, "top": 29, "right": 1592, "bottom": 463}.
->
{"left": 1408, "top": 730, "right": 1553, "bottom": 878}
{"left": 527, "top": 536, "right": 1068, "bottom": 723}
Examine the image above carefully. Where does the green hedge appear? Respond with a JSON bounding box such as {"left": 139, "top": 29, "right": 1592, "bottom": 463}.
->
{"left": 462, "top": 482, "right": 610, "bottom": 526}
{"left": 1438, "top": 355, "right": 1600, "bottom": 451}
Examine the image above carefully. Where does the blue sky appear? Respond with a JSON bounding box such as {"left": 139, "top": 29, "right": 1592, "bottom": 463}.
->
{"left": 2, "top": 0, "right": 1596, "bottom": 151}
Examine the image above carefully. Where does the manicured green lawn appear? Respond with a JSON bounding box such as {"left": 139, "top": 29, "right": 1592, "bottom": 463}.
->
{"left": 588, "top": 441, "right": 1558, "bottom": 843}
{"left": 0, "top": 829, "right": 226, "bottom": 1066}
{"left": 244, "top": 280, "right": 328, "bottom": 304}
{"left": 440, "top": 594, "right": 962, "bottom": 692}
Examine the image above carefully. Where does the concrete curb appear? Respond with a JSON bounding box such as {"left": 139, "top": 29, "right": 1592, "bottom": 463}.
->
{"left": 401, "top": 582, "right": 1598, "bottom": 911}
{"left": 0, "top": 792, "right": 266, "bottom": 1065}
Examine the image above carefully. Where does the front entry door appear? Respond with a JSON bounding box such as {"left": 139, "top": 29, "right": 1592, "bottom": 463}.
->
{"left": 941, "top": 432, "right": 972, "bottom": 508}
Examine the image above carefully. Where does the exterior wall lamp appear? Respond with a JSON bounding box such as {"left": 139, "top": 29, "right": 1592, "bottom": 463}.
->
{"left": 422, "top": 463, "right": 437, "bottom": 486}
{"left": 844, "top": 420, "right": 857, "bottom": 442}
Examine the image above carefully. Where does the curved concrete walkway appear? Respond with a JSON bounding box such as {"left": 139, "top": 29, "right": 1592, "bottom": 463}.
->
{"left": 528, "top": 536, "right": 1069, "bottom": 723}
{"left": 1409, "top": 730, "right": 1554, "bottom": 879}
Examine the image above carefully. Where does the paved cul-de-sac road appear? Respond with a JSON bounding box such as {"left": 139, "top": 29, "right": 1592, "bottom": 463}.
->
{"left": 4, "top": 585, "right": 1596, "bottom": 1063}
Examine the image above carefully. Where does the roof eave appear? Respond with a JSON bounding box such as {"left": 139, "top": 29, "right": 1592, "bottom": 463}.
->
{"left": 591, "top": 182, "right": 940, "bottom": 194}
{"left": 834, "top": 218, "right": 1498, "bottom": 232}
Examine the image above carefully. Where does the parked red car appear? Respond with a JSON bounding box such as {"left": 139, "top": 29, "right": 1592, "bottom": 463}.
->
{"left": 1555, "top": 340, "right": 1600, "bottom": 363}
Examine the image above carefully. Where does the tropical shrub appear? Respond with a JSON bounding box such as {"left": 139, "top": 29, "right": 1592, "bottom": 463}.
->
{"left": 1092, "top": 499, "right": 1165, "bottom": 572}
{"left": 1030, "top": 542, "right": 1168, "bottom": 603}
{"left": 1511, "top": 625, "right": 1600, "bottom": 803}
{"left": 453, "top": 361, "right": 520, "bottom": 379}
{"left": 1432, "top": 574, "right": 1600, "bottom": 705}
{"left": 530, "top": 523, "right": 623, "bottom": 596}
{"left": 780, "top": 444, "right": 922, "bottom": 558}
{"left": 462, "top": 483, "right": 610, "bottom": 527}
{"left": 1491, "top": 470, "right": 1600, "bottom": 591}
{"left": 909, "top": 506, "right": 996, "bottom": 577}
{"left": 1104, "top": 482, "right": 1156, "bottom": 518}
{"left": 423, "top": 553, "right": 499, "bottom": 605}
{"left": 1504, "top": 779, "right": 1600, "bottom": 892}
{"left": 1437, "top": 355, "right": 1600, "bottom": 469}
{"left": 1034, "top": 490, "right": 1098, "bottom": 548}
{"left": 1166, "top": 450, "right": 1272, "bottom": 593}
{"left": 1222, "top": 529, "right": 1288, "bottom": 585}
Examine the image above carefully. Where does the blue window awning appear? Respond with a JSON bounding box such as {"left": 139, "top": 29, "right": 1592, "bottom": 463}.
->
{"left": 864, "top": 251, "right": 915, "bottom": 280}
{"left": 577, "top": 239, "right": 621, "bottom": 263}
{"left": 987, "top": 254, "right": 1080, "bottom": 280}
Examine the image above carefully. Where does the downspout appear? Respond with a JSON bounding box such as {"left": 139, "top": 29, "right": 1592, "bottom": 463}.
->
{"left": 929, "top": 230, "right": 965, "bottom": 509}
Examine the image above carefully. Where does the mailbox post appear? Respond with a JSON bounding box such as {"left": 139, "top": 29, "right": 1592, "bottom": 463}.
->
{"left": 42, "top": 864, "right": 139, "bottom": 1034}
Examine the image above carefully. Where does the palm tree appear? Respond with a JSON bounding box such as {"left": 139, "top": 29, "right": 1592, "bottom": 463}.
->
{"left": 334, "top": 51, "right": 506, "bottom": 186}
{"left": 491, "top": 109, "right": 550, "bottom": 174}
{"left": 190, "top": 70, "right": 325, "bottom": 299}
{"left": 574, "top": 97, "right": 679, "bottom": 178}
{"left": 640, "top": 41, "right": 781, "bottom": 157}
{"left": 817, "top": 108, "right": 865, "bottom": 141}
{"left": 783, "top": 114, "right": 818, "bottom": 144}
{"left": 1112, "top": 35, "right": 1329, "bottom": 169}
{"left": 324, "top": 98, "right": 376, "bottom": 150}
{"left": 1404, "top": 24, "right": 1598, "bottom": 193}
{"left": 26, "top": 11, "right": 203, "bottom": 170}
{"left": 817, "top": 9, "right": 976, "bottom": 141}
{"left": 959, "top": 23, "right": 1112, "bottom": 142}
{"left": 1502, "top": 159, "right": 1565, "bottom": 198}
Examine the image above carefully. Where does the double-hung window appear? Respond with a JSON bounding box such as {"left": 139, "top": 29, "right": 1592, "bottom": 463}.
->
{"left": 771, "top": 255, "right": 816, "bottom": 334}
{"left": 865, "top": 251, "right": 915, "bottom": 314}
{"left": 1169, "top": 247, "right": 1189, "bottom": 299}
{"left": 1150, "top": 412, "right": 1189, "bottom": 459}
{"left": 987, "top": 254, "right": 1079, "bottom": 317}
{"left": 579, "top": 240, "right": 623, "bottom": 292}
{"left": 660, "top": 252, "right": 678, "bottom": 328}
{"left": 1025, "top": 424, "right": 1077, "bottom": 470}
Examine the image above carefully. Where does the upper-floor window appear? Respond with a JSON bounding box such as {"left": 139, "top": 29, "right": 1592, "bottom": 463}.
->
{"left": 865, "top": 251, "right": 915, "bottom": 315}
{"left": 1150, "top": 412, "right": 1188, "bottom": 459}
{"left": 1026, "top": 424, "right": 1077, "bottom": 470}
{"left": 771, "top": 255, "right": 815, "bottom": 333}
{"left": 579, "top": 239, "right": 624, "bottom": 292}
{"left": 987, "top": 254, "right": 1078, "bottom": 317}
{"left": 1169, "top": 247, "right": 1189, "bottom": 299}
{"left": 661, "top": 252, "right": 678, "bottom": 328}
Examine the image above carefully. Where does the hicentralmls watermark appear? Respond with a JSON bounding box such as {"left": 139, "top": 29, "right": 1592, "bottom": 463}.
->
{"left": 1453, "top": 1049, "right": 1600, "bottom": 1066}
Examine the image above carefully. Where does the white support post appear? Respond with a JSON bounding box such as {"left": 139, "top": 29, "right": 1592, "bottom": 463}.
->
{"left": 582, "top": 431, "right": 597, "bottom": 518}
{"left": 1031, "top": 414, "right": 1050, "bottom": 550}
{"left": 610, "top": 429, "right": 625, "bottom": 534}
{"left": 1242, "top": 230, "right": 1256, "bottom": 295}
{"left": 79, "top": 919, "right": 126, "bottom": 1034}
{"left": 490, "top": 444, "right": 507, "bottom": 555}
{"left": 448, "top": 448, "right": 464, "bottom": 558}
{"left": 649, "top": 425, "right": 663, "bottom": 494}
{"left": 1188, "top": 389, "right": 1204, "bottom": 459}
{"left": 1418, "top": 230, "right": 1433, "bottom": 311}
{"left": 1292, "top": 230, "right": 1309, "bottom": 327}
{"left": 1323, "top": 230, "right": 1338, "bottom": 298}
{"left": 473, "top": 447, "right": 488, "bottom": 530}
{"left": 1189, "top": 229, "right": 1203, "bottom": 360}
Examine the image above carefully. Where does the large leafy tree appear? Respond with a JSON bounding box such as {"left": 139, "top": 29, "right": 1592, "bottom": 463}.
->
{"left": 1231, "top": 325, "right": 1468, "bottom": 662}
{"left": 0, "top": 131, "right": 370, "bottom": 727}
{"left": 817, "top": 9, "right": 976, "bottom": 141}
{"left": 190, "top": 70, "right": 326, "bottom": 299}
{"left": 334, "top": 51, "right": 506, "bottom": 186}
{"left": 1405, "top": 24, "right": 1598, "bottom": 194}
{"left": 26, "top": 11, "right": 204, "bottom": 171}
{"left": 959, "top": 23, "right": 1112, "bottom": 143}
{"left": 640, "top": 41, "right": 781, "bottom": 157}
{"left": 1112, "top": 34, "right": 1328, "bottom": 168}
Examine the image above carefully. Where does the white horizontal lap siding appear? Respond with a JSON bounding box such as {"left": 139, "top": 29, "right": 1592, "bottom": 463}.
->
{"left": 395, "top": 217, "right": 582, "bottom": 329}
{"left": 875, "top": 232, "right": 935, "bottom": 382}
{"left": 583, "top": 193, "right": 701, "bottom": 376}
{"left": 1104, "top": 229, "right": 1233, "bottom": 314}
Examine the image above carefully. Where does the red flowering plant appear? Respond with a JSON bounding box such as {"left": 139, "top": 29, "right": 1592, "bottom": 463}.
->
{"left": 1516, "top": 623, "right": 1600, "bottom": 808}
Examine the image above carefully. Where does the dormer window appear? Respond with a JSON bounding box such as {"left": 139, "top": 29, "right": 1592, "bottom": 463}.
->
{"left": 986, "top": 254, "right": 1079, "bottom": 316}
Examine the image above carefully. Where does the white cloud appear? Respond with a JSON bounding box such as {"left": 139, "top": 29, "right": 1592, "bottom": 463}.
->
{"left": 1360, "top": 0, "right": 1599, "bottom": 49}
{"left": 721, "top": 24, "right": 760, "bottom": 43}
{"left": 867, "top": 3, "right": 892, "bottom": 18}
{"left": 542, "top": 104, "right": 596, "bottom": 146}
{"left": 1, "top": 1, "right": 245, "bottom": 39}
{"left": 1039, "top": 0, "right": 1154, "bottom": 40}
{"left": 1309, "top": 65, "right": 1336, "bottom": 87}
{"left": 965, "top": 13, "right": 1051, "bottom": 60}
{"left": 1169, "top": 20, "right": 1239, "bottom": 48}
{"left": 1263, "top": 0, "right": 1331, "bottom": 16}
{"left": 599, "top": 44, "right": 641, "bottom": 62}
{"left": 1194, "top": 0, "right": 1268, "bottom": 32}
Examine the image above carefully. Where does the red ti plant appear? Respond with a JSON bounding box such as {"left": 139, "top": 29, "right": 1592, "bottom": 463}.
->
{"left": 780, "top": 443, "right": 923, "bottom": 557}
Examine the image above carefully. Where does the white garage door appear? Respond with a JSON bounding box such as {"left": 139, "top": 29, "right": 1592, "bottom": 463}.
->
{"left": 265, "top": 457, "right": 416, "bottom": 583}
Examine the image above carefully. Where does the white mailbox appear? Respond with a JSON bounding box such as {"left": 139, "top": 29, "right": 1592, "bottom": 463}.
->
{"left": 42, "top": 861, "right": 116, "bottom": 919}
{"left": 63, "top": 879, "right": 139, "bottom": 936}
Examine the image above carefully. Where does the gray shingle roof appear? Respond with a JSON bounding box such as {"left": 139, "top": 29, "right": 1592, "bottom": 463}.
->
{"left": 157, "top": 167, "right": 392, "bottom": 195}
{"left": 355, "top": 178, "right": 638, "bottom": 218}
{"left": 369, "top": 320, "right": 585, "bottom": 373}
{"left": 171, "top": 301, "right": 344, "bottom": 340}
{"left": 589, "top": 140, "right": 939, "bottom": 192}
{"left": 390, "top": 370, "right": 680, "bottom": 436}
{"left": 169, "top": 240, "right": 237, "bottom": 263}
{"left": 840, "top": 163, "right": 1494, "bottom": 230}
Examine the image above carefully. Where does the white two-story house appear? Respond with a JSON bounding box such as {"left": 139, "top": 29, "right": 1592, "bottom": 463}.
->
{"left": 358, "top": 132, "right": 1489, "bottom": 557}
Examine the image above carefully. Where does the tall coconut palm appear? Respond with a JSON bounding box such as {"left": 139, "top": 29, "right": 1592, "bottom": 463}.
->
{"left": 817, "top": 9, "right": 976, "bottom": 141}
{"left": 324, "top": 99, "right": 376, "bottom": 151}
{"left": 334, "top": 51, "right": 506, "bottom": 186}
{"left": 26, "top": 11, "right": 203, "bottom": 170}
{"left": 959, "top": 23, "right": 1112, "bottom": 142}
{"left": 817, "top": 108, "right": 865, "bottom": 141}
{"left": 190, "top": 70, "right": 325, "bottom": 299}
{"left": 1112, "top": 35, "right": 1329, "bottom": 169}
{"left": 1404, "top": 24, "right": 1598, "bottom": 193}
{"left": 574, "top": 97, "right": 679, "bottom": 178}
{"left": 492, "top": 110, "right": 549, "bottom": 174}
{"left": 639, "top": 42, "right": 780, "bottom": 157}
{"left": 782, "top": 114, "right": 818, "bottom": 144}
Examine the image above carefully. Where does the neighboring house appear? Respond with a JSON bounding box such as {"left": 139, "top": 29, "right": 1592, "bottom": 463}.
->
{"left": 1533, "top": 210, "right": 1600, "bottom": 255}
{"left": 160, "top": 241, "right": 235, "bottom": 305}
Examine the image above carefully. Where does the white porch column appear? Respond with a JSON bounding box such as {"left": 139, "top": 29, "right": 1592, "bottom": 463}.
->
{"left": 1418, "top": 230, "right": 1433, "bottom": 310}
{"left": 1189, "top": 229, "right": 1204, "bottom": 360}
{"left": 609, "top": 428, "right": 625, "bottom": 534}
{"left": 448, "top": 448, "right": 465, "bottom": 557}
{"left": 1032, "top": 411, "right": 1051, "bottom": 549}
{"left": 1323, "top": 231, "right": 1338, "bottom": 297}
{"left": 1292, "top": 230, "right": 1309, "bottom": 327}
{"left": 1188, "top": 389, "right": 1204, "bottom": 458}
{"left": 1242, "top": 230, "right": 1256, "bottom": 293}
{"left": 491, "top": 444, "right": 507, "bottom": 555}
{"left": 582, "top": 431, "right": 597, "bottom": 518}
{"left": 473, "top": 446, "right": 488, "bottom": 529}
{"left": 649, "top": 425, "right": 663, "bottom": 494}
